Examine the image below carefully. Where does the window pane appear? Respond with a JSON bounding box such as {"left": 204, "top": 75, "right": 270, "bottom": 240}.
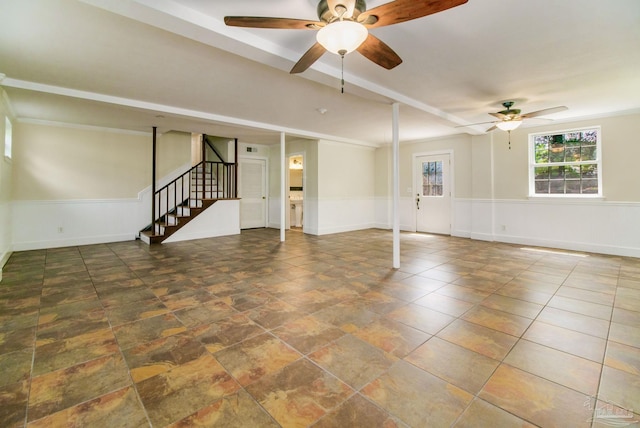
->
{"left": 549, "top": 166, "right": 564, "bottom": 179}
{"left": 535, "top": 140, "right": 549, "bottom": 163}
{"left": 566, "top": 180, "right": 581, "bottom": 194}
{"left": 582, "top": 179, "right": 598, "bottom": 194}
{"left": 565, "top": 147, "right": 580, "bottom": 161}
{"left": 549, "top": 146, "right": 565, "bottom": 162}
{"left": 565, "top": 139, "right": 582, "bottom": 148}
{"left": 565, "top": 165, "right": 581, "bottom": 178}
{"left": 535, "top": 180, "right": 549, "bottom": 194}
{"left": 582, "top": 164, "right": 598, "bottom": 179}
{"left": 422, "top": 161, "right": 443, "bottom": 196}
{"left": 535, "top": 167, "right": 549, "bottom": 179}
{"left": 530, "top": 127, "right": 600, "bottom": 196}
{"left": 549, "top": 180, "right": 565, "bottom": 194}
{"left": 581, "top": 146, "right": 597, "bottom": 161}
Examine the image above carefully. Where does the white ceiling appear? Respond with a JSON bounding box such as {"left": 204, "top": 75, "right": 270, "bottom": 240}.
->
{"left": 1, "top": 0, "right": 639, "bottom": 146}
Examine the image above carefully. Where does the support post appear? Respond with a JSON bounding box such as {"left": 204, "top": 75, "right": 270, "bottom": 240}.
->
{"left": 392, "top": 103, "right": 400, "bottom": 268}
{"left": 280, "top": 132, "right": 286, "bottom": 242}
{"left": 234, "top": 138, "right": 238, "bottom": 198}
{"left": 151, "top": 127, "right": 157, "bottom": 231}
{"left": 201, "top": 134, "right": 206, "bottom": 163}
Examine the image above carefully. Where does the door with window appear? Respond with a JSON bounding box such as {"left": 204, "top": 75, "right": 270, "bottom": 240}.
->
{"left": 239, "top": 159, "right": 267, "bottom": 229}
{"left": 415, "top": 154, "right": 451, "bottom": 234}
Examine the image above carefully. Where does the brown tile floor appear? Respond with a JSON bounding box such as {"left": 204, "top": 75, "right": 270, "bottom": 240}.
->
{"left": 1, "top": 228, "right": 639, "bottom": 427}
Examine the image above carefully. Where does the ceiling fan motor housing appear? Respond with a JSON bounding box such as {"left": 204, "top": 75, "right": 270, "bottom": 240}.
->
{"left": 317, "top": 0, "right": 367, "bottom": 22}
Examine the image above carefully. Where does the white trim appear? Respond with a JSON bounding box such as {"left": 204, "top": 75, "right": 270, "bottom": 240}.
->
{"left": 17, "top": 118, "right": 154, "bottom": 136}
{"left": 1, "top": 89, "right": 16, "bottom": 119}
{"left": 78, "top": 0, "right": 484, "bottom": 136}
{"left": 0, "top": 250, "right": 12, "bottom": 282}
{"left": 12, "top": 234, "right": 136, "bottom": 252}
{"left": 2, "top": 77, "right": 375, "bottom": 148}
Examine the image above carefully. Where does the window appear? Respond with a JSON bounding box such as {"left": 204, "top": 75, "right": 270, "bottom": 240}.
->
{"left": 4, "top": 117, "right": 11, "bottom": 159}
{"left": 529, "top": 127, "right": 601, "bottom": 196}
{"left": 422, "top": 161, "right": 443, "bottom": 196}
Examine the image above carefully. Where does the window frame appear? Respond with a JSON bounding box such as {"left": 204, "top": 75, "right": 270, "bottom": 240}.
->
{"left": 528, "top": 126, "right": 603, "bottom": 198}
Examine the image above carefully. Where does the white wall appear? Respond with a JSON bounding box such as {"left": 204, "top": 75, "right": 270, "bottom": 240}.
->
{"left": 9, "top": 122, "right": 199, "bottom": 251}
{"left": 375, "top": 112, "right": 640, "bottom": 258}
{"left": 163, "top": 200, "right": 240, "bottom": 243}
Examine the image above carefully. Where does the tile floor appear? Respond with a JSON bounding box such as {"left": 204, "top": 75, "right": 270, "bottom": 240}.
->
{"left": 1, "top": 228, "right": 639, "bottom": 427}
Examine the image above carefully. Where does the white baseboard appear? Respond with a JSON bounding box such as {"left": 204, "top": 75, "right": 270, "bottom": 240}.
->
{"left": 316, "top": 222, "right": 377, "bottom": 236}
{"left": 495, "top": 233, "right": 640, "bottom": 259}
{"left": 12, "top": 233, "right": 136, "bottom": 252}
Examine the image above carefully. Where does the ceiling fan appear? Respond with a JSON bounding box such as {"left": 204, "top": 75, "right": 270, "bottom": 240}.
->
{"left": 224, "top": 0, "right": 469, "bottom": 74}
{"left": 463, "top": 101, "right": 569, "bottom": 132}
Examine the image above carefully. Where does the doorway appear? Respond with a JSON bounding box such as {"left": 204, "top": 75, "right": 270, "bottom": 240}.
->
{"left": 414, "top": 153, "right": 452, "bottom": 235}
{"left": 288, "top": 154, "right": 304, "bottom": 231}
{"left": 239, "top": 158, "right": 267, "bottom": 229}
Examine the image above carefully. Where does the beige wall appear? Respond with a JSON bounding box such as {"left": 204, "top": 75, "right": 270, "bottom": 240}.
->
{"left": 318, "top": 140, "right": 375, "bottom": 200}
{"left": 12, "top": 123, "right": 190, "bottom": 200}
{"left": 470, "top": 133, "right": 494, "bottom": 199}
{"left": 0, "top": 91, "right": 13, "bottom": 268}
{"left": 375, "top": 134, "right": 473, "bottom": 199}
{"left": 373, "top": 112, "right": 640, "bottom": 204}
{"left": 489, "top": 112, "right": 640, "bottom": 201}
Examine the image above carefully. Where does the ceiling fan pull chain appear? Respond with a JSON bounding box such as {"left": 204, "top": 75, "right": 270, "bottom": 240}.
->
{"left": 508, "top": 130, "right": 511, "bottom": 150}
{"left": 340, "top": 51, "right": 346, "bottom": 93}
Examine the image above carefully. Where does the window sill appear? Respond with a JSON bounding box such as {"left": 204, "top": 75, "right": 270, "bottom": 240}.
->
{"left": 528, "top": 194, "right": 604, "bottom": 201}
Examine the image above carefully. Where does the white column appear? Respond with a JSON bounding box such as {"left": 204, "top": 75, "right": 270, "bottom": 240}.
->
{"left": 280, "top": 132, "right": 286, "bottom": 242}
{"left": 392, "top": 103, "right": 400, "bottom": 268}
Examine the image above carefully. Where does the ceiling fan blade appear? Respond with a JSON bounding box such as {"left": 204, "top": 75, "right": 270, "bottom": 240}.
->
{"left": 489, "top": 112, "right": 508, "bottom": 120}
{"left": 486, "top": 125, "right": 498, "bottom": 132}
{"left": 455, "top": 120, "right": 498, "bottom": 128}
{"left": 327, "top": 0, "right": 357, "bottom": 18}
{"left": 290, "top": 42, "right": 326, "bottom": 74}
{"left": 224, "top": 16, "right": 323, "bottom": 30}
{"left": 521, "top": 106, "right": 568, "bottom": 118}
{"left": 359, "top": 0, "right": 468, "bottom": 28}
{"left": 357, "top": 34, "right": 402, "bottom": 70}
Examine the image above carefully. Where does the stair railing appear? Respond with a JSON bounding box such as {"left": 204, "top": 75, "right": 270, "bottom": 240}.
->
{"left": 151, "top": 160, "right": 237, "bottom": 234}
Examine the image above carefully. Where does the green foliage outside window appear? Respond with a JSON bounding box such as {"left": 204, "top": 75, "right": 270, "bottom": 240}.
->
{"left": 531, "top": 128, "right": 600, "bottom": 195}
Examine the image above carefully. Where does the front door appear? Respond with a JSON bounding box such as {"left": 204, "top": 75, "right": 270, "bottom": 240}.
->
{"left": 239, "top": 158, "right": 267, "bottom": 229}
{"left": 415, "top": 154, "right": 451, "bottom": 234}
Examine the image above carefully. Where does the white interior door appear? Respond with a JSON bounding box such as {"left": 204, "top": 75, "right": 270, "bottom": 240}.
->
{"left": 415, "top": 154, "right": 451, "bottom": 234}
{"left": 239, "top": 159, "right": 266, "bottom": 229}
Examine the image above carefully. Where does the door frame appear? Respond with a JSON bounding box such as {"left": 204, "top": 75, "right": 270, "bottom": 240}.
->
{"left": 238, "top": 155, "right": 269, "bottom": 229}
{"left": 412, "top": 150, "right": 455, "bottom": 234}
{"left": 286, "top": 151, "right": 306, "bottom": 232}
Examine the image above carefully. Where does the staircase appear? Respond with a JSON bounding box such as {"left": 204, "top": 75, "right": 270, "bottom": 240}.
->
{"left": 140, "top": 160, "right": 237, "bottom": 244}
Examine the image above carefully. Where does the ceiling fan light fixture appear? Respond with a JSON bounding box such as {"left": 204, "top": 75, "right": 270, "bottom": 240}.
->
{"left": 496, "top": 119, "right": 523, "bottom": 131}
{"left": 316, "top": 20, "right": 368, "bottom": 55}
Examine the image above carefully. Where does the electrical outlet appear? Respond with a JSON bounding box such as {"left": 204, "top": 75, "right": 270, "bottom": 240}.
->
{"left": 57, "top": 227, "right": 64, "bottom": 233}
